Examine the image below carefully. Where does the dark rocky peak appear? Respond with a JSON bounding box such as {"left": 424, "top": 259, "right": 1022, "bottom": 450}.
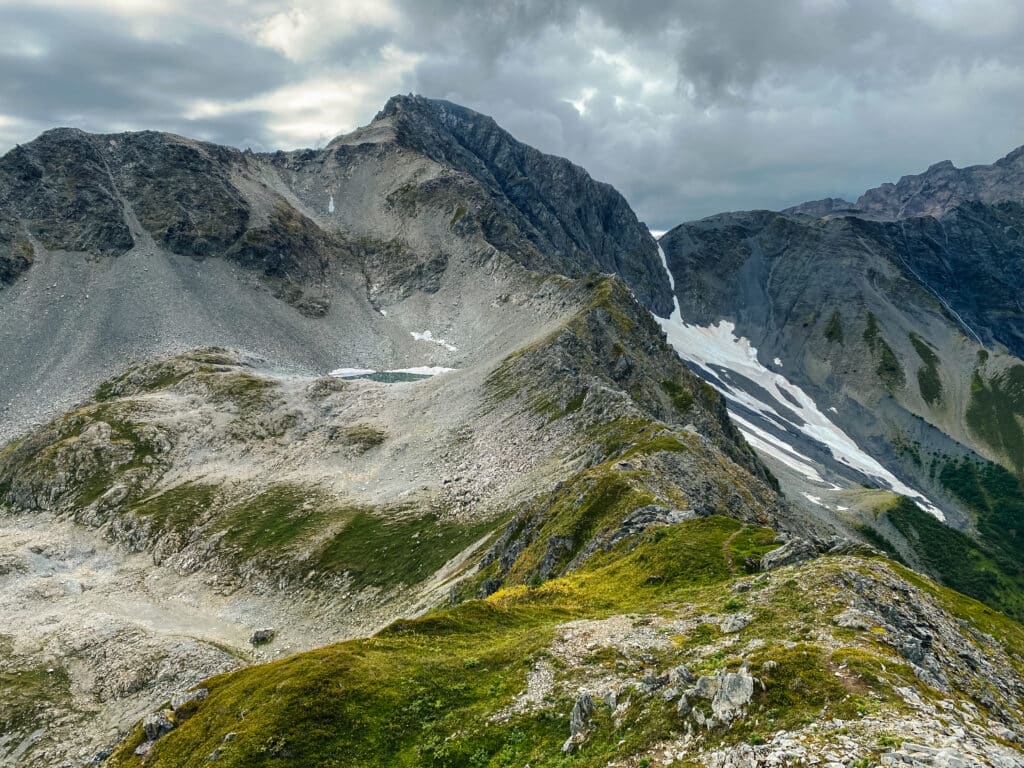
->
{"left": 0, "top": 127, "right": 134, "bottom": 259}
{"left": 357, "top": 94, "right": 674, "bottom": 315}
{"left": 781, "top": 197, "right": 859, "bottom": 217}
{"left": 855, "top": 143, "right": 1024, "bottom": 220}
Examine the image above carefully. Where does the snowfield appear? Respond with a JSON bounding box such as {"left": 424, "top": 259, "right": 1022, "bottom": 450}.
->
{"left": 654, "top": 246, "right": 943, "bottom": 520}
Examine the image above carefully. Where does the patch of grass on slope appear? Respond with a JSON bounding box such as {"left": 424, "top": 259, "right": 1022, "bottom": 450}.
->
{"left": 102, "top": 518, "right": 784, "bottom": 768}
{"left": 102, "top": 515, "right": 1003, "bottom": 768}
{"left": 966, "top": 365, "right": 1024, "bottom": 473}
{"left": 876, "top": 495, "right": 1024, "bottom": 621}
{"left": 909, "top": 332, "right": 943, "bottom": 405}
{"left": 863, "top": 313, "right": 904, "bottom": 390}
{"left": 128, "top": 483, "right": 499, "bottom": 591}
{"left": 824, "top": 310, "right": 843, "bottom": 344}
{"left": 0, "top": 636, "right": 72, "bottom": 742}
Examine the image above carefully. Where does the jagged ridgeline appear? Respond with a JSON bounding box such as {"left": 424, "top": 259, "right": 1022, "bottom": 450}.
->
{"left": 658, "top": 145, "right": 1024, "bottom": 628}
{"left": 0, "top": 96, "right": 1023, "bottom": 767}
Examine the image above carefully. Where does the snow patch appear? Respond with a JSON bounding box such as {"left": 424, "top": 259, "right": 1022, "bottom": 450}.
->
{"left": 653, "top": 246, "right": 944, "bottom": 520}
{"left": 328, "top": 195, "right": 335, "bottom": 214}
{"left": 329, "top": 367, "right": 375, "bottom": 378}
{"left": 773, "top": 357, "right": 782, "bottom": 367}
{"left": 802, "top": 493, "right": 824, "bottom": 507}
{"left": 329, "top": 366, "right": 454, "bottom": 379}
{"left": 411, "top": 330, "right": 458, "bottom": 352}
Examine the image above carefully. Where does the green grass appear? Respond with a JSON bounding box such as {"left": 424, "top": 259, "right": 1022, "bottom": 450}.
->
{"left": 334, "top": 423, "right": 387, "bottom": 451}
{"left": 133, "top": 483, "right": 502, "bottom": 591}
{"left": 132, "top": 483, "right": 220, "bottom": 537}
{"left": 450, "top": 204, "right": 468, "bottom": 227}
{"left": 661, "top": 379, "right": 694, "bottom": 413}
{"left": 909, "top": 332, "right": 943, "bottom": 405}
{"left": 105, "top": 518, "right": 765, "bottom": 768}
{"left": 0, "top": 636, "right": 71, "bottom": 739}
{"left": 863, "top": 313, "right": 904, "bottom": 390}
{"left": 103, "top": 518, "right": 940, "bottom": 768}
{"left": 966, "top": 366, "right": 1024, "bottom": 473}
{"left": 310, "top": 511, "right": 500, "bottom": 591}
{"left": 197, "top": 371, "right": 275, "bottom": 412}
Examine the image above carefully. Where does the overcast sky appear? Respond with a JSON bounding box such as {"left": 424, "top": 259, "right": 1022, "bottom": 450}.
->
{"left": 1, "top": 0, "right": 1023, "bottom": 227}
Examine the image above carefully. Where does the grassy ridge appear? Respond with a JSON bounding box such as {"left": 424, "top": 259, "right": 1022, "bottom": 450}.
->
{"left": 104, "top": 514, "right": 1024, "bottom": 768}
{"left": 99, "top": 518, "right": 808, "bottom": 767}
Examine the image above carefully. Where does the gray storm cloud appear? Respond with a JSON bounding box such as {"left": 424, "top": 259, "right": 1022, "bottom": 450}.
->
{"left": 0, "top": 0, "right": 1022, "bottom": 227}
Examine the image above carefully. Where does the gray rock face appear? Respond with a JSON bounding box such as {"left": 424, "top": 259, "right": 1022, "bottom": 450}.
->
{"left": 170, "top": 688, "right": 209, "bottom": 710}
{"left": 142, "top": 710, "right": 175, "bottom": 741}
{"left": 569, "top": 692, "right": 594, "bottom": 736}
{"left": 0, "top": 97, "right": 670, "bottom": 317}
{"left": 760, "top": 536, "right": 821, "bottom": 571}
{"left": 370, "top": 96, "right": 673, "bottom": 315}
{"left": 855, "top": 145, "right": 1024, "bottom": 220}
{"left": 0, "top": 95, "right": 674, "bottom": 446}
{"left": 679, "top": 664, "right": 758, "bottom": 727}
{"left": 659, "top": 144, "right": 1024, "bottom": 594}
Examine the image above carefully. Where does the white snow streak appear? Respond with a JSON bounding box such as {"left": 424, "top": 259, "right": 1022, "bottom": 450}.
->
{"left": 411, "top": 330, "right": 459, "bottom": 352}
{"left": 329, "top": 366, "right": 454, "bottom": 379}
{"left": 328, "top": 194, "right": 335, "bottom": 214}
{"left": 653, "top": 245, "right": 944, "bottom": 520}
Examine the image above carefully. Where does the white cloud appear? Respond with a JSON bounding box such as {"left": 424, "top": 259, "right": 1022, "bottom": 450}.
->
{"left": 185, "top": 45, "right": 418, "bottom": 147}
{"left": 250, "top": 0, "right": 401, "bottom": 61}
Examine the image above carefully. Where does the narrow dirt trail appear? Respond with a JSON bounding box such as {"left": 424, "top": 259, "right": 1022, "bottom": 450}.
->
{"left": 721, "top": 527, "right": 743, "bottom": 574}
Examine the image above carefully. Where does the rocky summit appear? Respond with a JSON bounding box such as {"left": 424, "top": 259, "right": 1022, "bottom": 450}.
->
{"left": 0, "top": 96, "right": 1023, "bottom": 768}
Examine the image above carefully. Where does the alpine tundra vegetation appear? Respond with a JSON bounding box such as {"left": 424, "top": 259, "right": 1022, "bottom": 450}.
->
{"left": 1, "top": 94, "right": 1023, "bottom": 768}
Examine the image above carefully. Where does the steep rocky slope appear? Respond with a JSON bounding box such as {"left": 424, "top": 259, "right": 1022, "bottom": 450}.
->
{"left": 658, "top": 147, "right": 1024, "bottom": 622}
{"left": 0, "top": 274, "right": 787, "bottom": 766}
{"left": 0, "top": 95, "right": 671, "bottom": 445}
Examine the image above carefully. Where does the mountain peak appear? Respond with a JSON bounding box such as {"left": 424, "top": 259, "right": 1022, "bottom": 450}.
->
{"left": 853, "top": 144, "right": 1024, "bottom": 219}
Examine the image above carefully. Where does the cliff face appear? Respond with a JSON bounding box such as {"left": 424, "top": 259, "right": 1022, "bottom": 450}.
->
{"left": 0, "top": 96, "right": 671, "bottom": 314}
{"left": 658, "top": 149, "right": 1024, "bottom": 619}
{"left": 0, "top": 97, "right": 672, "bottom": 446}
{"left": 367, "top": 96, "right": 673, "bottom": 314}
